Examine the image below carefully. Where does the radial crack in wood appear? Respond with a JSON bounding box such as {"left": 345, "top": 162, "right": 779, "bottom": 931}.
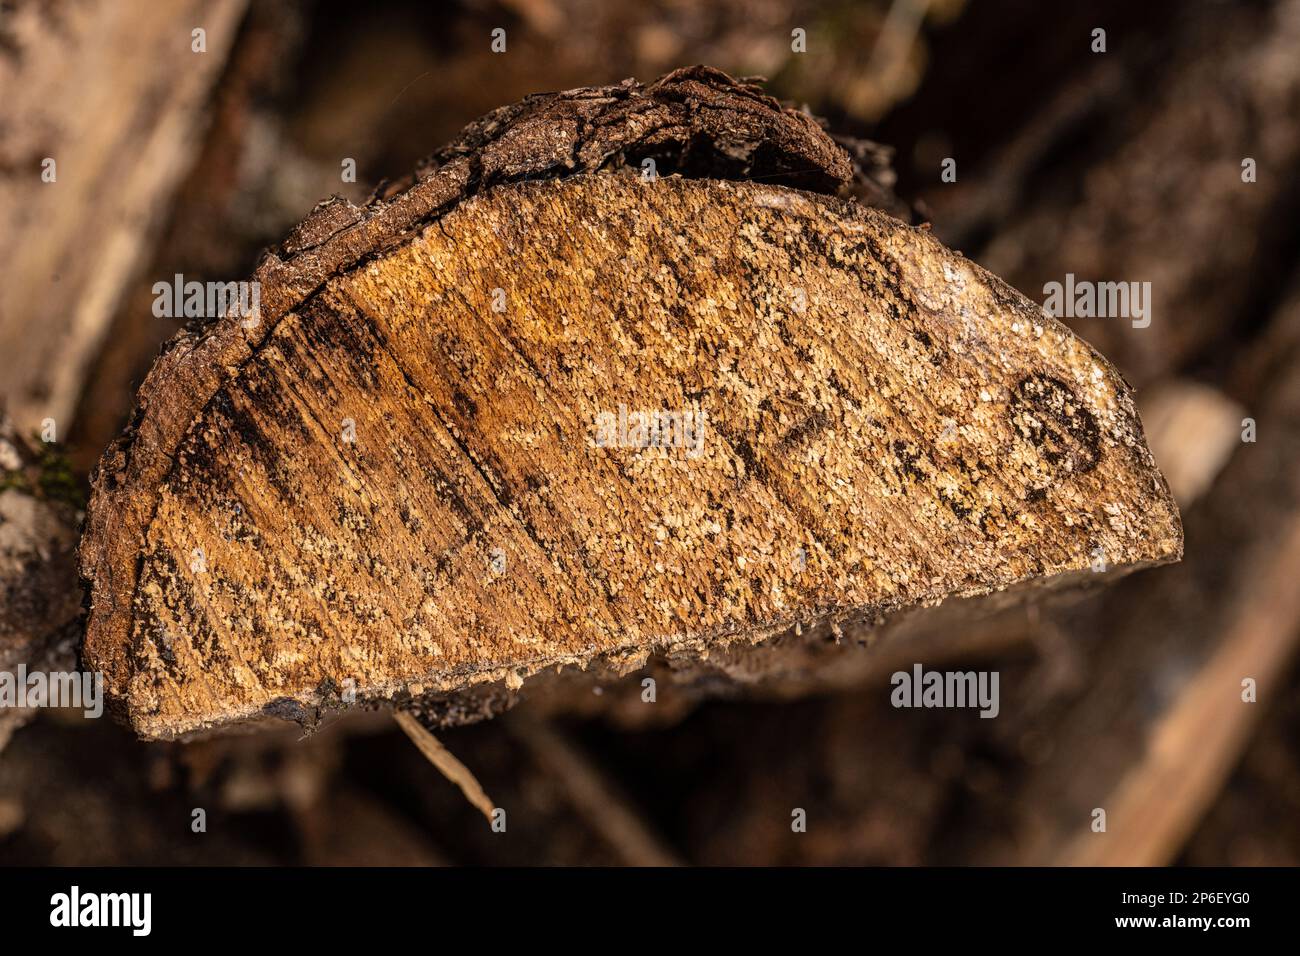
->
{"left": 79, "top": 70, "right": 1182, "bottom": 740}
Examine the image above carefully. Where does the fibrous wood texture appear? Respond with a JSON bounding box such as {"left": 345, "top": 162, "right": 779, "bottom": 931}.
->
{"left": 80, "top": 68, "right": 1181, "bottom": 739}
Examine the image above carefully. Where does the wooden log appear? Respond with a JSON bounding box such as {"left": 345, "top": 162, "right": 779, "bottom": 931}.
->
{"left": 0, "top": 0, "right": 249, "bottom": 434}
{"left": 79, "top": 68, "right": 1181, "bottom": 740}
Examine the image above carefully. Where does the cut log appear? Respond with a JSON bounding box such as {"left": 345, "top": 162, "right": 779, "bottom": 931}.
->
{"left": 79, "top": 68, "right": 1182, "bottom": 740}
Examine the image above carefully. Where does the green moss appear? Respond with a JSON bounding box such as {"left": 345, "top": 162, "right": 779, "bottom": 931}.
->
{"left": 0, "top": 470, "right": 32, "bottom": 495}
{"left": 0, "top": 436, "right": 85, "bottom": 510}
{"left": 35, "top": 446, "right": 83, "bottom": 509}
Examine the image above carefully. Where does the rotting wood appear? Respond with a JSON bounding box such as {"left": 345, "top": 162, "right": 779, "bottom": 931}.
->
{"left": 78, "top": 68, "right": 1182, "bottom": 741}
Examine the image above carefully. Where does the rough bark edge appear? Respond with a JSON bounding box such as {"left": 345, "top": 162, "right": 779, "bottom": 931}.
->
{"left": 86, "top": 176, "right": 1182, "bottom": 737}
{"left": 102, "top": 169, "right": 1184, "bottom": 739}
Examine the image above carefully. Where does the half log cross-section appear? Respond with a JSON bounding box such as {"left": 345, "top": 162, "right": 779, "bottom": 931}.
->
{"left": 79, "top": 69, "right": 1181, "bottom": 739}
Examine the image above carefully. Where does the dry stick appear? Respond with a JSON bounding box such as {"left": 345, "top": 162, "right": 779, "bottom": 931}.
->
{"left": 394, "top": 711, "right": 496, "bottom": 824}
{"left": 864, "top": 0, "right": 933, "bottom": 97}
{"left": 507, "top": 717, "right": 684, "bottom": 867}
{"left": 1061, "top": 514, "right": 1300, "bottom": 866}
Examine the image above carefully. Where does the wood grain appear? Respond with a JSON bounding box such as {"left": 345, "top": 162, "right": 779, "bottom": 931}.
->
{"left": 79, "top": 70, "right": 1181, "bottom": 739}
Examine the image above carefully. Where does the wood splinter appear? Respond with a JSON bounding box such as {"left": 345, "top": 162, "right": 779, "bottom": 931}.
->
{"left": 78, "top": 67, "right": 1182, "bottom": 740}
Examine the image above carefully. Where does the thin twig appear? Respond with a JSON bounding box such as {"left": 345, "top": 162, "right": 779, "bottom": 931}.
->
{"left": 507, "top": 716, "right": 684, "bottom": 866}
{"left": 394, "top": 711, "right": 496, "bottom": 823}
